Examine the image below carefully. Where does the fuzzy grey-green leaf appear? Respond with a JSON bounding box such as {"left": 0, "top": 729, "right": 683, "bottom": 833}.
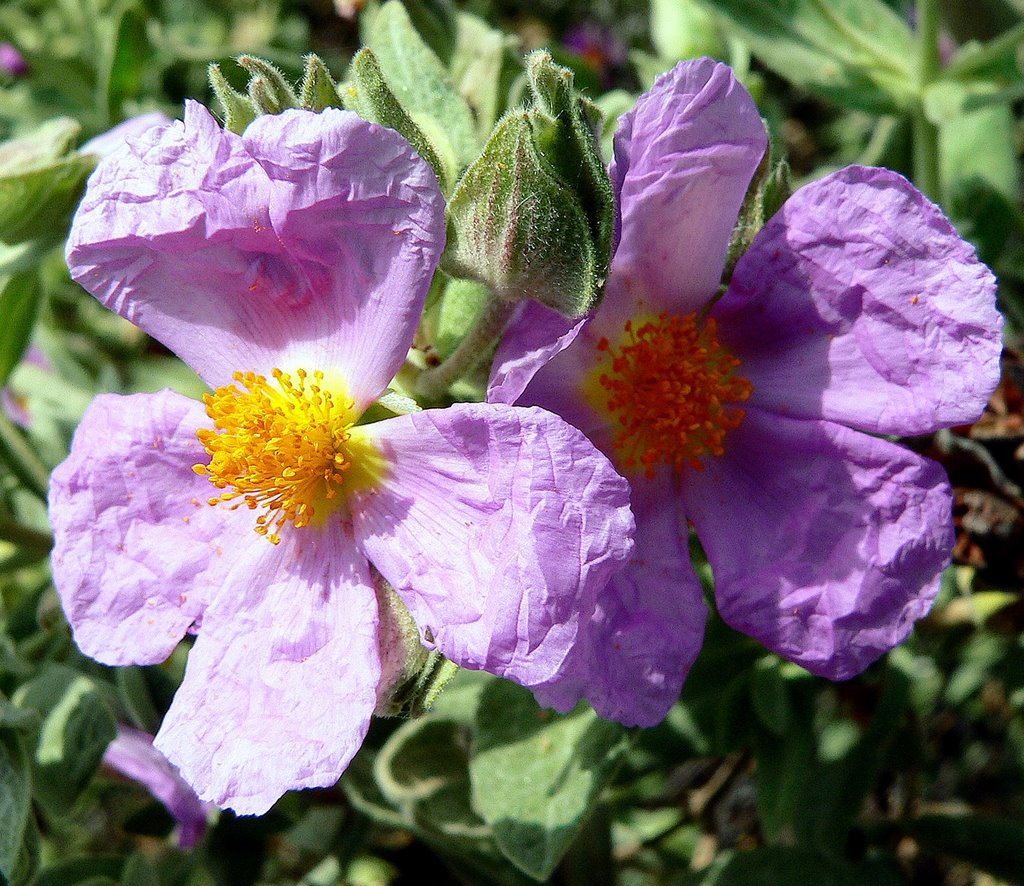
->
{"left": 470, "top": 681, "right": 631, "bottom": 881}
{"left": 364, "top": 1, "right": 478, "bottom": 170}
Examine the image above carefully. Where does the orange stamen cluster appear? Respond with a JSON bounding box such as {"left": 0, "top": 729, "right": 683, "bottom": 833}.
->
{"left": 194, "top": 368, "right": 357, "bottom": 544}
{"left": 595, "top": 312, "right": 752, "bottom": 478}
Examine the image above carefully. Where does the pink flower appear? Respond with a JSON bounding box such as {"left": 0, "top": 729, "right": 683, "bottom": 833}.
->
{"left": 52, "top": 103, "right": 633, "bottom": 814}
{"left": 489, "top": 59, "right": 1003, "bottom": 726}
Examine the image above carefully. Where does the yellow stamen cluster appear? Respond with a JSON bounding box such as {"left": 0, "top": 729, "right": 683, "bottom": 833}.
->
{"left": 593, "top": 312, "right": 752, "bottom": 478}
{"left": 194, "top": 368, "right": 357, "bottom": 544}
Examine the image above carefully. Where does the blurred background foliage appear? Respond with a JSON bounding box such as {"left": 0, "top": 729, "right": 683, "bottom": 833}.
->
{"left": 1, "top": 0, "right": 1023, "bottom": 884}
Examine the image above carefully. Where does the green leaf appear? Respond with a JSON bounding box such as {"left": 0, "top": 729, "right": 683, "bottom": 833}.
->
{"left": 692, "top": 846, "right": 857, "bottom": 885}
{"left": 0, "top": 119, "right": 80, "bottom": 173}
{"left": 797, "top": 668, "right": 909, "bottom": 856}
{"left": 0, "top": 120, "right": 96, "bottom": 245}
{"left": 13, "top": 664, "right": 117, "bottom": 818}
{"left": 435, "top": 278, "right": 490, "bottom": 359}
{"left": 939, "top": 100, "right": 1017, "bottom": 204}
{"left": 449, "top": 13, "right": 524, "bottom": 142}
{"left": 345, "top": 48, "right": 452, "bottom": 193}
{"left": 105, "top": 8, "right": 149, "bottom": 117}
{"left": 901, "top": 814, "right": 1024, "bottom": 882}
{"left": 119, "top": 853, "right": 158, "bottom": 886}
{"left": 114, "top": 668, "right": 162, "bottom": 736}
{"left": 0, "top": 730, "right": 32, "bottom": 884}
{"left": 750, "top": 687, "right": 815, "bottom": 842}
{"left": 0, "top": 271, "right": 41, "bottom": 388}
{"left": 749, "top": 656, "right": 790, "bottom": 737}
{"left": 947, "top": 176, "right": 1018, "bottom": 268}
{"left": 701, "top": 0, "right": 917, "bottom": 113}
{"left": 364, "top": 1, "right": 478, "bottom": 171}
{"left": 650, "top": 0, "right": 723, "bottom": 62}
{"left": 37, "top": 856, "right": 124, "bottom": 886}
{"left": 469, "top": 680, "right": 631, "bottom": 881}
{"left": 371, "top": 716, "right": 533, "bottom": 885}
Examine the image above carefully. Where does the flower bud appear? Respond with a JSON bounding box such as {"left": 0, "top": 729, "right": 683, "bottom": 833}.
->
{"left": 442, "top": 53, "right": 614, "bottom": 318}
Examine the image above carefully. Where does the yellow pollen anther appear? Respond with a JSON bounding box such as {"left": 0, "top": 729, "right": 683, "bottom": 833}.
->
{"left": 590, "top": 312, "right": 752, "bottom": 478}
{"left": 193, "top": 368, "right": 363, "bottom": 544}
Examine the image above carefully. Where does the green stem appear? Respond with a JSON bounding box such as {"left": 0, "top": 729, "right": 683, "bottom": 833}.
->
{"left": 913, "top": 0, "right": 942, "bottom": 203}
{"left": 0, "top": 411, "right": 50, "bottom": 501}
{"left": 946, "top": 20, "right": 1024, "bottom": 78}
{"left": 415, "top": 295, "right": 517, "bottom": 401}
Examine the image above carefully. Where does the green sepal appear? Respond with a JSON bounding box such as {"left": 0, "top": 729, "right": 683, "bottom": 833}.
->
{"left": 441, "top": 109, "right": 599, "bottom": 316}
{"left": 724, "top": 133, "right": 790, "bottom": 280}
{"left": 525, "top": 50, "right": 615, "bottom": 303}
{"left": 207, "top": 63, "right": 257, "bottom": 134}
{"left": 298, "top": 54, "right": 343, "bottom": 112}
{"left": 381, "top": 651, "right": 461, "bottom": 719}
{"left": 371, "top": 575, "right": 459, "bottom": 719}
{"left": 345, "top": 48, "right": 452, "bottom": 192}
{"left": 238, "top": 55, "right": 299, "bottom": 114}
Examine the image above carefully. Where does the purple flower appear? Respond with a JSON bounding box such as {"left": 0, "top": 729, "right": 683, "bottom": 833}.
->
{"left": 489, "top": 59, "right": 1003, "bottom": 727}
{"left": 103, "top": 726, "right": 213, "bottom": 848}
{"left": 0, "top": 43, "right": 29, "bottom": 78}
{"left": 52, "top": 102, "right": 634, "bottom": 814}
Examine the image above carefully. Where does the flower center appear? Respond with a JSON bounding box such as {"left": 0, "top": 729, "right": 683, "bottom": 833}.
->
{"left": 193, "top": 368, "right": 379, "bottom": 544}
{"left": 588, "top": 312, "right": 752, "bottom": 478}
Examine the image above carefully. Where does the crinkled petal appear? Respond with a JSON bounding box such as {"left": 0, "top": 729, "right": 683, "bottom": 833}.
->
{"left": 488, "top": 301, "right": 586, "bottom": 406}
{"left": 350, "top": 404, "right": 635, "bottom": 690}
{"left": 80, "top": 112, "right": 173, "bottom": 159}
{"left": 534, "top": 474, "right": 706, "bottom": 726}
{"left": 67, "top": 102, "right": 445, "bottom": 408}
{"left": 154, "top": 522, "right": 381, "bottom": 815}
{"left": 682, "top": 407, "right": 953, "bottom": 679}
{"left": 49, "top": 390, "right": 239, "bottom": 665}
{"left": 607, "top": 58, "right": 766, "bottom": 318}
{"left": 716, "top": 166, "right": 1002, "bottom": 435}
{"left": 103, "top": 726, "right": 212, "bottom": 848}
{"left": 493, "top": 317, "right": 615, "bottom": 452}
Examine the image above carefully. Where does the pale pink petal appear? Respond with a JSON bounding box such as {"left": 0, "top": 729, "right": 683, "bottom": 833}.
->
{"left": 67, "top": 103, "right": 445, "bottom": 408}
{"left": 534, "top": 474, "right": 706, "bottom": 726}
{"left": 154, "top": 522, "right": 381, "bottom": 815}
{"left": 715, "top": 166, "right": 1002, "bottom": 435}
{"left": 681, "top": 407, "right": 954, "bottom": 679}
{"left": 350, "top": 404, "right": 635, "bottom": 691}
{"left": 49, "top": 390, "right": 240, "bottom": 665}
{"left": 608, "top": 57, "right": 767, "bottom": 317}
